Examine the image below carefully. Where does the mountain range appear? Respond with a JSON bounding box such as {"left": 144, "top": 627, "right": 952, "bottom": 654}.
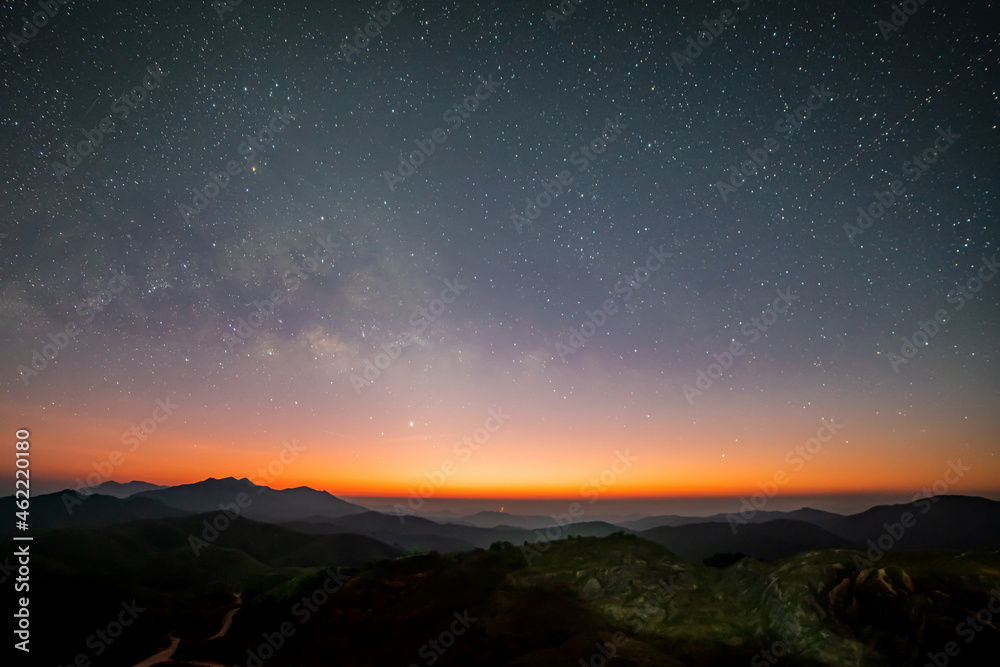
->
{"left": 3, "top": 479, "right": 1000, "bottom": 666}
{"left": 4, "top": 478, "right": 1000, "bottom": 560}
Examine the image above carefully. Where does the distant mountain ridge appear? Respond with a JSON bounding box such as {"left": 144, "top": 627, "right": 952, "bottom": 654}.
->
{"left": 284, "top": 511, "right": 626, "bottom": 552}
{"left": 0, "top": 491, "right": 184, "bottom": 538}
{"left": 806, "top": 494, "right": 1000, "bottom": 551}
{"left": 634, "top": 495, "right": 1000, "bottom": 560}
{"left": 85, "top": 480, "right": 168, "bottom": 498}
{"left": 619, "top": 507, "right": 848, "bottom": 531}
{"left": 3, "top": 480, "right": 998, "bottom": 562}
{"left": 0, "top": 477, "right": 365, "bottom": 539}
{"left": 639, "top": 518, "right": 855, "bottom": 561}
{"left": 457, "top": 510, "right": 575, "bottom": 530}
{"left": 131, "top": 476, "right": 368, "bottom": 522}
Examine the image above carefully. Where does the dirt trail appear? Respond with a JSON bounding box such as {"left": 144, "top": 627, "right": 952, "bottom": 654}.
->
{"left": 209, "top": 592, "right": 242, "bottom": 640}
{"left": 131, "top": 634, "right": 179, "bottom": 667}
{"left": 132, "top": 592, "right": 242, "bottom": 667}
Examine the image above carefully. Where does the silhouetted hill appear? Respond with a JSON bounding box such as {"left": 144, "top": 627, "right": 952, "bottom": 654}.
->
{"left": 0, "top": 514, "right": 399, "bottom": 667}
{"left": 1, "top": 513, "right": 399, "bottom": 581}
{"left": 458, "top": 510, "right": 565, "bottom": 529}
{"left": 620, "top": 507, "right": 843, "bottom": 531}
{"left": 808, "top": 495, "right": 1000, "bottom": 551}
{"left": 85, "top": 479, "right": 169, "bottom": 497}
{"left": 132, "top": 476, "right": 367, "bottom": 522}
{"left": 640, "top": 519, "right": 855, "bottom": 561}
{"left": 0, "top": 488, "right": 184, "bottom": 538}
{"left": 154, "top": 535, "right": 1000, "bottom": 666}
{"left": 285, "top": 510, "right": 506, "bottom": 552}
{"left": 172, "top": 513, "right": 401, "bottom": 566}
{"left": 284, "top": 510, "right": 627, "bottom": 552}
{"left": 625, "top": 497, "right": 1000, "bottom": 557}
{"left": 620, "top": 513, "right": 722, "bottom": 530}
{"left": 4, "top": 513, "right": 999, "bottom": 666}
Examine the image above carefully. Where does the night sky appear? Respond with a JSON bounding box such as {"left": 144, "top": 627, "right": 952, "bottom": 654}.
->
{"left": 1, "top": 0, "right": 997, "bottom": 505}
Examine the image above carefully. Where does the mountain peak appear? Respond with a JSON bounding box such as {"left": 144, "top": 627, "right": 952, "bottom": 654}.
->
{"left": 129, "top": 477, "right": 366, "bottom": 521}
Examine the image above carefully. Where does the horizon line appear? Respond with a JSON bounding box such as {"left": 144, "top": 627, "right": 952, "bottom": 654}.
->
{"left": 22, "top": 477, "right": 1000, "bottom": 503}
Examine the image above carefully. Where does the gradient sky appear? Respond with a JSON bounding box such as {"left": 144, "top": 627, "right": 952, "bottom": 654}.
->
{"left": 1, "top": 0, "right": 998, "bottom": 507}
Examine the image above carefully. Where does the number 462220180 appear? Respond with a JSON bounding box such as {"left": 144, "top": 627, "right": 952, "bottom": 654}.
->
{"left": 15, "top": 429, "right": 30, "bottom": 521}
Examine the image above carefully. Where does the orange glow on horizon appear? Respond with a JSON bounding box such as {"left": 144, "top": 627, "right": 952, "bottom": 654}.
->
{"left": 7, "top": 396, "right": 999, "bottom": 500}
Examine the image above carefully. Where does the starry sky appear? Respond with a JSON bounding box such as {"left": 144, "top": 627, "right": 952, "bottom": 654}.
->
{"left": 1, "top": 0, "right": 998, "bottom": 505}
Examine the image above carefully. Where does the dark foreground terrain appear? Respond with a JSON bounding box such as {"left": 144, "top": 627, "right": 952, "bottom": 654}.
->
{"left": 5, "top": 520, "right": 999, "bottom": 667}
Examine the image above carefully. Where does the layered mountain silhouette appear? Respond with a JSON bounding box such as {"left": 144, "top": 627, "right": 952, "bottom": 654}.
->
{"left": 638, "top": 518, "right": 855, "bottom": 561}
{"left": 4, "top": 480, "right": 999, "bottom": 559}
{"left": 85, "top": 479, "right": 169, "bottom": 497}
{"left": 3, "top": 480, "right": 999, "bottom": 666}
{"left": 0, "top": 488, "right": 183, "bottom": 537}
{"left": 456, "top": 510, "right": 573, "bottom": 529}
{"left": 620, "top": 506, "right": 843, "bottom": 531}
{"left": 286, "top": 511, "right": 626, "bottom": 552}
{"left": 130, "top": 476, "right": 368, "bottom": 522}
